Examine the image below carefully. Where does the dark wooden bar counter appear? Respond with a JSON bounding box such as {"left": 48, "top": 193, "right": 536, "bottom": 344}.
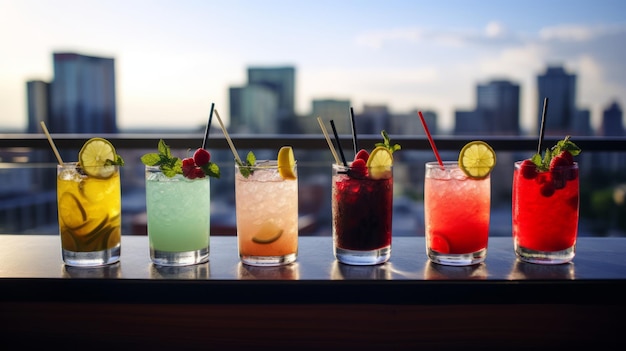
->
{"left": 1, "top": 235, "right": 625, "bottom": 349}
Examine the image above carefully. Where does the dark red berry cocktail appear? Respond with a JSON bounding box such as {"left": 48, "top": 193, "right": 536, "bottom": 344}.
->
{"left": 332, "top": 163, "right": 393, "bottom": 265}
{"left": 512, "top": 142, "right": 580, "bottom": 264}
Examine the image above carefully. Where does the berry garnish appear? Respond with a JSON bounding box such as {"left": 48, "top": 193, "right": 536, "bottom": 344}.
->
{"left": 355, "top": 149, "right": 370, "bottom": 162}
{"left": 349, "top": 158, "right": 368, "bottom": 178}
{"left": 520, "top": 159, "right": 538, "bottom": 179}
{"left": 540, "top": 182, "right": 555, "bottom": 197}
{"left": 193, "top": 148, "right": 211, "bottom": 167}
{"left": 141, "top": 139, "right": 220, "bottom": 179}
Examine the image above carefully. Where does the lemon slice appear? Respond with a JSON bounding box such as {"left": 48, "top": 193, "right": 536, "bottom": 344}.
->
{"left": 458, "top": 141, "right": 496, "bottom": 179}
{"left": 252, "top": 221, "right": 283, "bottom": 244}
{"left": 79, "top": 138, "right": 117, "bottom": 178}
{"left": 277, "top": 146, "right": 296, "bottom": 180}
{"left": 59, "top": 192, "right": 87, "bottom": 230}
{"left": 366, "top": 146, "right": 393, "bottom": 180}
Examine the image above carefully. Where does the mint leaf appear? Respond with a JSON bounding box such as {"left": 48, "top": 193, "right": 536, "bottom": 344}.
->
{"left": 237, "top": 151, "right": 256, "bottom": 178}
{"left": 141, "top": 153, "right": 161, "bottom": 166}
{"left": 202, "top": 162, "right": 221, "bottom": 178}
{"left": 375, "top": 130, "right": 401, "bottom": 154}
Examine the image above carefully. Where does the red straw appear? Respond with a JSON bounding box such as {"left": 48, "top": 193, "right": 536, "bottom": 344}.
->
{"left": 418, "top": 111, "right": 444, "bottom": 169}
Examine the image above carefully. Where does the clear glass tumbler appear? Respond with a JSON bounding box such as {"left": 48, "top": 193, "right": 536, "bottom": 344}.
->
{"left": 57, "top": 162, "right": 121, "bottom": 267}
{"left": 512, "top": 160, "right": 579, "bottom": 264}
{"left": 235, "top": 160, "right": 298, "bottom": 266}
{"left": 145, "top": 166, "right": 210, "bottom": 266}
{"left": 332, "top": 163, "right": 393, "bottom": 265}
{"left": 424, "top": 161, "right": 490, "bottom": 266}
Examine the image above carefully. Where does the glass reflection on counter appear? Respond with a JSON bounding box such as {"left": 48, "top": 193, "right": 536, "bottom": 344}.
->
{"left": 330, "top": 261, "right": 392, "bottom": 280}
{"left": 237, "top": 262, "right": 300, "bottom": 280}
{"left": 63, "top": 262, "right": 121, "bottom": 279}
{"left": 508, "top": 260, "right": 575, "bottom": 280}
{"left": 423, "top": 261, "right": 488, "bottom": 280}
{"left": 150, "top": 263, "right": 210, "bottom": 279}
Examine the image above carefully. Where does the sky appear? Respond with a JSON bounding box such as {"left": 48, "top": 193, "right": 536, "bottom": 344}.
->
{"left": 1, "top": 0, "right": 626, "bottom": 134}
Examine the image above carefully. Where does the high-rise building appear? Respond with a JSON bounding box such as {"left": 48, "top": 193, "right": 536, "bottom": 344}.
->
{"left": 301, "top": 99, "right": 351, "bottom": 134}
{"left": 476, "top": 80, "right": 520, "bottom": 135}
{"left": 26, "top": 80, "right": 50, "bottom": 133}
{"left": 537, "top": 66, "right": 576, "bottom": 136}
{"left": 600, "top": 101, "right": 624, "bottom": 136}
{"left": 247, "top": 66, "right": 295, "bottom": 121}
{"left": 229, "top": 85, "right": 279, "bottom": 134}
{"left": 50, "top": 52, "right": 117, "bottom": 134}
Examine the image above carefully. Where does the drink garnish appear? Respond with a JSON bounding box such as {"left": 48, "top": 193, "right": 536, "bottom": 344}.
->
{"left": 78, "top": 137, "right": 124, "bottom": 178}
{"left": 458, "top": 141, "right": 496, "bottom": 179}
{"left": 141, "top": 139, "right": 220, "bottom": 179}
{"left": 366, "top": 146, "right": 393, "bottom": 180}
{"left": 252, "top": 221, "right": 283, "bottom": 244}
{"left": 277, "top": 146, "right": 296, "bottom": 180}
{"left": 236, "top": 151, "right": 256, "bottom": 178}
{"left": 529, "top": 135, "right": 581, "bottom": 172}
{"left": 348, "top": 130, "right": 399, "bottom": 180}
{"left": 520, "top": 135, "right": 581, "bottom": 197}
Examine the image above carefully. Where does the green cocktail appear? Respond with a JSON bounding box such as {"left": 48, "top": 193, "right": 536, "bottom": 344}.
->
{"left": 146, "top": 166, "right": 210, "bottom": 265}
{"left": 142, "top": 139, "right": 220, "bottom": 266}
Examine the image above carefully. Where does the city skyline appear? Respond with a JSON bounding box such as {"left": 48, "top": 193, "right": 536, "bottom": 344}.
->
{"left": 2, "top": 0, "right": 626, "bottom": 133}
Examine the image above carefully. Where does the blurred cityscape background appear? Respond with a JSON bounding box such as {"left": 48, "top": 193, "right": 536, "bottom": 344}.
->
{"left": 1, "top": 1, "right": 626, "bottom": 238}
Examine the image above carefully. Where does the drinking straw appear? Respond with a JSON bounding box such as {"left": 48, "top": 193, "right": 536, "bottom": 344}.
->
{"left": 537, "top": 97, "right": 549, "bottom": 155}
{"left": 213, "top": 109, "right": 243, "bottom": 164}
{"left": 317, "top": 117, "right": 341, "bottom": 164}
{"left": 349, "top": 107, "right": 358, "bottom": 155}
{"left": 330, "top": 120, "right": 348, "bottom": 166}
{"left": 40, "top": 121, "right": 64, "bottom": 165}
{"left": 201, "top": 102, "right": 215, "bottom": 149}
{"left": 417, "top": 111, "right": 444, "bottom": 169}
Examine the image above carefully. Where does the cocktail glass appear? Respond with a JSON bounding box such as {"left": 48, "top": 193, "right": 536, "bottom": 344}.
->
{"left": 332, "top": 163, "right": 393, "bottom": 265}
{"left": 57, "top": 162, "right": 121, "bottom": 267}
{"left": 512, "top": 161, "right": 579, "bottom": 264}
{"left": 424, "top": 161, "right": 490, "bottom": 266}
{"left": 145, "top": 165, "right": 210, "bottom": 266}
{"left": 235, "top": 160, "right": 298, "bottom": 266}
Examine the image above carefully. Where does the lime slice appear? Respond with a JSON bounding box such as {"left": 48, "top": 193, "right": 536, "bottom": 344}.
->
{"left": 458, "top": 141, "right": 496, "bottom": 179}
{"left": 277, "top": 146, "right": 296, "bottom": 180}
{"left": 252, "top": 221, "right": 283, "bottom": 244}
{"left": 79, "top": 138, "right": 117, "bottom": 178}
{"left": 366, "top": 146, "right": 393, "bottom": 180}
{"left": 59, "top": 192, "right": 88, "bottom": 230}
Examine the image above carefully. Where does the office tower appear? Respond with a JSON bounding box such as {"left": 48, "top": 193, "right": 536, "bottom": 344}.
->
{"left": 572, "top": 109, "right": 592, "bottom": 136}
{"left": 26, "top": 80, "right": 50, "bottom": 133}
{"left": 455, "top": 110, "right": 488, "bottom": 135}
{"left": 229, "top": 85, "right": 279, "bottom": 134}
{"left": 389, "top": 109, "right": 436, "bottom": 136}
{"left": 247, "top": 66, "right": 295, "bottom": 123}
{"left": 50, "top": 52, "right": 117, "bottom": 134}
{"left": 537, "top": 66, "right": 576, "bottom": 136}
{"left": 601, "top": 101, "right": 624, "bottom": 136}
{"left": 307, "top": 99, "right": 351, "bottom": 134}
{"left": 360, "top": 105, "right": 391, "bottom": 135}
{"left": 476, "top": 80, "right": 520, "bottom": 135}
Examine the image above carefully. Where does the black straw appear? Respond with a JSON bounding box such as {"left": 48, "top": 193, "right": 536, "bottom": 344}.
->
{"left": 202, "top": 102, "right": 215, "bottom": 149}
{"left": 330, "top": 119, "right": 348, "bottom": 166}
{"left": 537, "top": 97, "right": 548, "bottom": 155}
{"left": 349, "top": 107, "right": 358, "bottom": 155}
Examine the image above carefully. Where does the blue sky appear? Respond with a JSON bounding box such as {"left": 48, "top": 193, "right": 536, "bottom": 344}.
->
{"left": 1, "top": 0, "right": 625, "bottom": 133}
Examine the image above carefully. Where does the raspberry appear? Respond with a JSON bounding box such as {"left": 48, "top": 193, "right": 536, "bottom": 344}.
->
{"left": 519, "top": 159, "right": 538, "bottom": 179}
{"left": 540, "top": 182, "right": 555, "bottom": 197}
{"left": 549, "top": 154, "right": 570, "bottom": 170}
{"left": 349, "top": 158, "right": 367, "bottom": 178}
{"left": 558, "top": 150, "right": 574, "bottom": 165}
{"left": 191, "top": 167, "right": 205, "bottom": 179}
{"left": 182, "top": 157, "right": 196, "bottom": 176}
{"left": 354, "top": 149, "right": 370, "bottom": 162}
{"left": 552, "top": 169, "right": 566, "bottom": 189}
{"left": 193, "top": 148, "right": 211, "bottom": 167}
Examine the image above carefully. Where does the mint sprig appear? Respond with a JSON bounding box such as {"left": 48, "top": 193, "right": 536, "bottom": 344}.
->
{"left": 375, "top": 130, "right": 401, "bottom": 153}
{"left": 236, "top": 151, "right": 256, "bottom": 178}
{"left": 141, "top": 139, "right": 182, "bottom": 177}
{"left": 105, "top": 154, "right": 125, "bottom": 167}
{"left": 530, "top": 135, "right": 581, "bottom": 171}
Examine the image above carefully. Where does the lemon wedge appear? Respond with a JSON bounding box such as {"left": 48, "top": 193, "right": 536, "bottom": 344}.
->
{"left": 458, "top": 141, "right": 496, "bottom": 179}
{"left": 79, "top": 138, "right": 117, "bottom": 178}
{"left": 252, "top": 221, "right": 283, "bottom": 244}
{"left": 366, "top": 146, "right": 393, "bottom": 179}
{"left": 277, "top": 146, "right": 296, "bottom": 180}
